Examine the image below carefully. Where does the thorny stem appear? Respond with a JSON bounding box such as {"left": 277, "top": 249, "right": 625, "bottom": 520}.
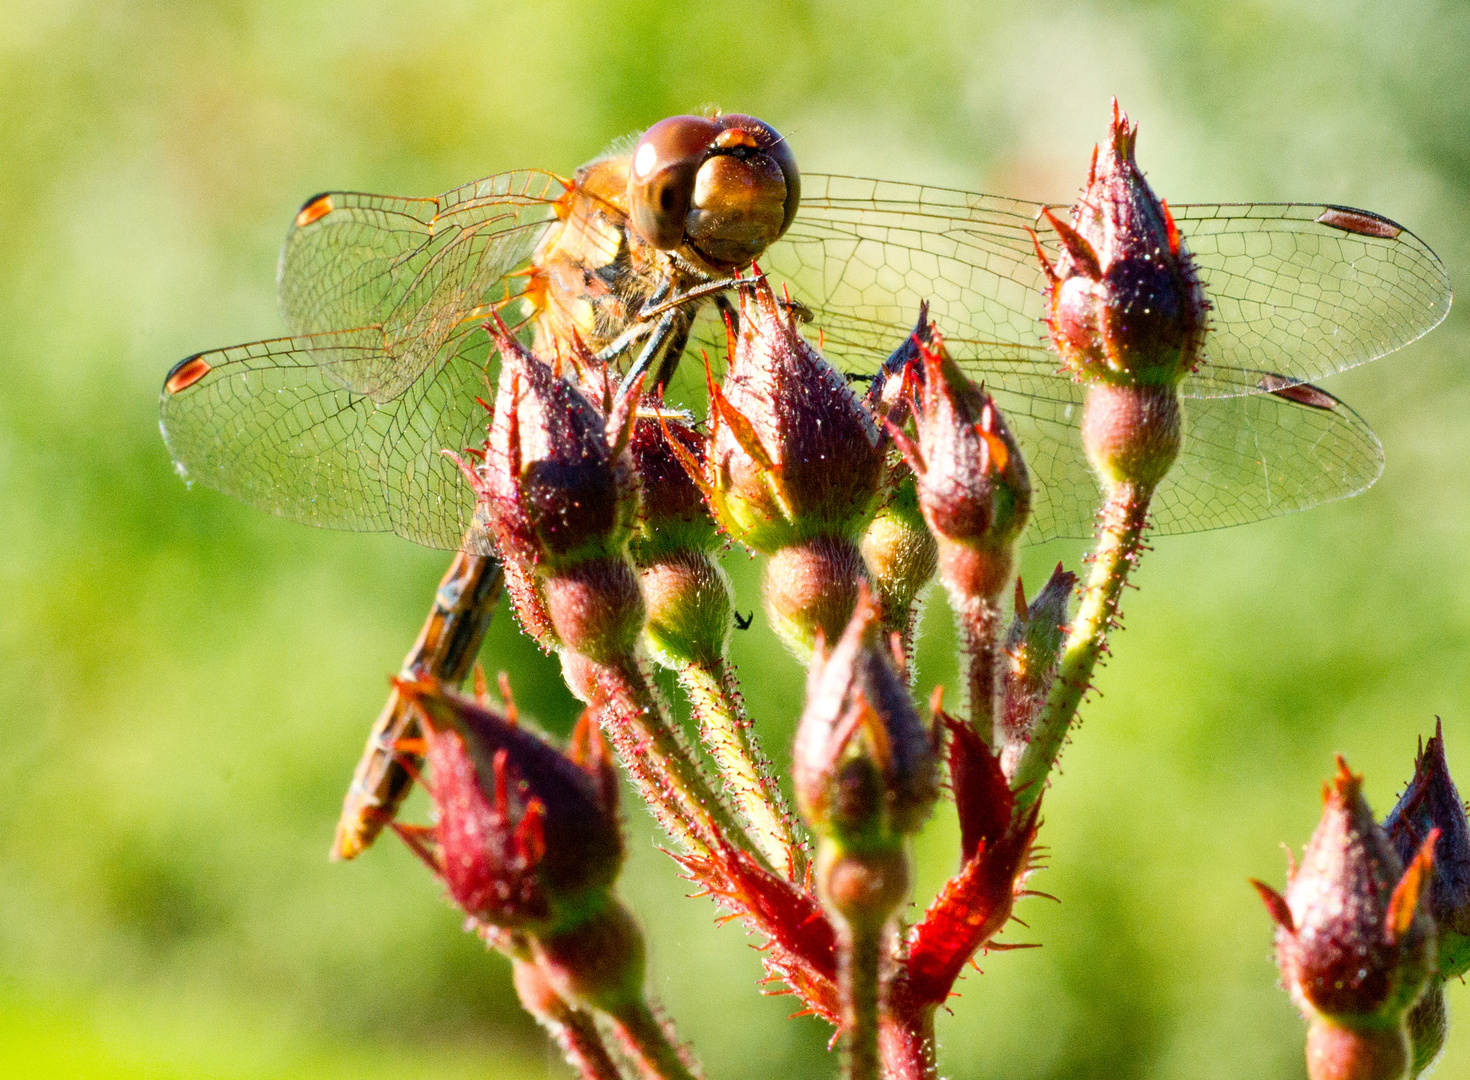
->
{"left": 607, "top": 999, "right": 703, "bottom": 1080}
{"left": 878, "top": 1006, "right": 939, "bottom": 1080}
{"left": 1010, "top": 480, "right": 1152, "bottom": 821}
{"left": 960, "top": 597, "right": 1002, "bottom": 746}
{"left": 839, "top": 919, "right": 885, "bottom": 1080}
{"left": 565, "top": 650, "right": 759, "bottom": 862}
{"left": 680, "top": 657, "right": 807, "bottom": 878}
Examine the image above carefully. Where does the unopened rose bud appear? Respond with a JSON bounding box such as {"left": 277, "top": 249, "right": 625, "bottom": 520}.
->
{"left": 627, "top": 413, "right": 731, "bottom": 668}
{"left": 706, "top": 275, "right": 884, "bottom": 552}
{"left": 406, "top": 680, "right": 623, "bottom": 931}
{"left": 1384, "top": 720, "right": 1470, "bottom": 979}
{"left": 1040, "top": 99, "right": 1205, "bottom": 390}
{"left": 682, "top": 274, "right": 884, "bottom": 655}
{"left": 793, "top": 588, "right": 938, "bottom": 849}
{"left": 997, "top": 565, "right": 1076, "bottom": 776}
{"left": 1038, "top": 100, "right": 1204, "bottom": 493}
{"left": 1253, "top": 758, "right": 1439, "bottom": 1080}
{"left": 859, "top": 475, "right": 938, "bottom": 649}
{"left": 886, "top": 332, "right": 1030, "bottom": 607}
{"left": 463, "top": 320, "right": 644, "bottom": 658}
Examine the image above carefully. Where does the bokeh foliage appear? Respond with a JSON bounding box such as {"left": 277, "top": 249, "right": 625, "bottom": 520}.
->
{"left": 2, "top": 1, "right": 1469, "bottom": 1076}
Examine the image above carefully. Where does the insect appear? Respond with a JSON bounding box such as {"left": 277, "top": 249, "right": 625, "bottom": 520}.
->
{"left": 734, "top": 611, "right": 755, "bottom": 631}
{"left": 160, "top": 111, "right": 1451, "bottom": 857}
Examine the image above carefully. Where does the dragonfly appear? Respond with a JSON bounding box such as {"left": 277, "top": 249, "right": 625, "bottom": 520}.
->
{"left": 160, "top": 111, "right": 1451, "bottom": 859}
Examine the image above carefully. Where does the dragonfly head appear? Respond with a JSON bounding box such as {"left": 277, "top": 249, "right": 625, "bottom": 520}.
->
{"left": 626, "top": 112, "right": 799, "bottom": 271}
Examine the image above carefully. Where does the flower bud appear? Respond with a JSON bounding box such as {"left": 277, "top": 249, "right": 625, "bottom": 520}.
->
{"left": 1037, "top": 101, "right": 1202, "bottom": 493}
{"left": 705, "top": 274, "right": 884, "bottom": 552}
{"left": 793, "top": 588, "right": 939, "bottom": 846}
{"left": 885, "top": 331, "right": 1030, "bottom": 609}
{"left": 997, "top": 565, "right": 1076, "bottom": 776}
{"left": 406, "top": 680, "right": 623, "bottom": 932}
{"left": 628, "top": 410, "right": 720, "bottom": 563}
{"left": 1384, "top": 720, "right": 1470, "bottom": 978}
{"left": 860, "top": 472, "right": 938, "bottom": 645}
{"left": 1253, "top": 758, "right": 1438, "bottom": 1049}
{"left": 459, "top": 320, "right": 643, "bottom": 654}
{"left": 627, "top": 414, "right": 731, "bottom": 668}
{"left": 479, "top": 318, "right": 638, "bottom": 569}
{"left": 1038, "top": 99, "right": 1205, "bottom": 389}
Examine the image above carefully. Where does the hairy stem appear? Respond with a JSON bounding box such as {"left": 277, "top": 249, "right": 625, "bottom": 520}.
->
{"left": 511, "top": 958, "right": 624, "bottom": 1080}
{"left": 608, "top": 999, "right": 702, "bottom": 1080}
{"left": 879, "top": 1005, "right": 939, "bottom": 1080}
{"left": 681, "top": 657, "right": 806, "bottom": 878}
{"left": 564, "top": 650, "right": 755, "bottom": 861}
{"left": 839, "top": 919, "right": 884, "bottom": 1080}
{"left": 1010, "top": 480, "right": 1152, "bottom": 821}
{"left": 960, "top": 597, "right": 1001, "bottom": 745}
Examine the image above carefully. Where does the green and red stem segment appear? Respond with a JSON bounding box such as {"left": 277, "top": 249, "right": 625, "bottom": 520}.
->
{"left": 563, "top": 649, "right": 762, "bottom": 865}
{"left": 1010, "top": 479, "right": 1153, "bottom": 821}
{"left": 679, "top": 656, "right": 806, "bottom": 879}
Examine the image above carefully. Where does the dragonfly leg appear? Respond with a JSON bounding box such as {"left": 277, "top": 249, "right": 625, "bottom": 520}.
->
{"left": 616, "top": 308, "right": 680, "bottom": 400}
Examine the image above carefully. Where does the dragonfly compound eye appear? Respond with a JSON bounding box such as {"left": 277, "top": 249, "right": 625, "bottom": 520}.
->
{"left": 627, "top": 114, "right": 723, "bottom": 250}
{"left": 627, "top": 113, "right": 800, "bottom": 270}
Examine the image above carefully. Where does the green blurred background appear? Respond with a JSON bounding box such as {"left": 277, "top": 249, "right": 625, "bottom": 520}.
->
{"left": 2, "top": 1, "right": 1468, "bottom": 1076}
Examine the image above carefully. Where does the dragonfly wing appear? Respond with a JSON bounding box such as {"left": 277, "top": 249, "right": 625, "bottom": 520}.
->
{"left": 1155, "top": 383, "right": 1383, "bottom": 533}
{"left": 1173, "top": 202, "right": 1452, "bottom": 398}
{"left": 783, "top": 178, "right": 1449, "bottom": 398}
{"left": 160, "top": 324, "right": 499, "bottom": 552}
{"left": 277, "top": 170, "right": 565, "bottom": 401}
{"left": 977, "top": 378, "right": 1383, "bottom": 541}
{"left": 772, "top": 174, "right": 1050, "bottom": 371}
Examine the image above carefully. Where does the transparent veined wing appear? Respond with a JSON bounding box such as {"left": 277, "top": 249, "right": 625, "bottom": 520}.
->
{"left": 773, "top": 176, "right": 1450, "bottom": 399}
{"left": 276, "top": 170, "right": 568, "bottom": 401}
{"left": 160, "top": 322, "right": 499, "bottom": 552}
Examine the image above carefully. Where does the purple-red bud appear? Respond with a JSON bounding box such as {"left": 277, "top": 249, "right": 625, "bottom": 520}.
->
{"left": 628, "top": 410, "right": 720, "bottom": 563}
{"left": 1253, "top": 758, "right": 1437, "bottom": 1034}
{"left": 406, "top": 680, "right": 623, "bottom": 931}
{"left": 793, "top": 588, "right": 939, "bottom": 845}
{"left": 1384, "top": 720, "right": 1470, "bottom": 979}
{"left": 461, "top": 321, "right": 641, "bottom": 651}
{"left": 886, "top": 332, "right": 1030, "bottom": 607}
{"left": 1039, "top": 100, "right": 1205, "bottom": 389}
{"left": 997, "top": 565, "right": 1076, "bottom": 776}
{"left": 704, "top": 275, "right": 884, "bottom": 551}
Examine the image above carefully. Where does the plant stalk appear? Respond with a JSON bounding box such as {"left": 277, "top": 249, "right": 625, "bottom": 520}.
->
{"left": 564, "top": 650, "right": 756, "bottom": 861}
{"left": 1010, "top": 480, "right": 1152, "bottom": 821}
{"left": 608, "top": 999, "right": 703, "bottom": 1080}
{"left": 680, "top": 657, "right": 805, "bottom": 878}
{"left": 839, "top": 918, "right": 885, "bottom": 1080}
{"left": 879, "top": 1004, "right": 939, "bottom": 1080}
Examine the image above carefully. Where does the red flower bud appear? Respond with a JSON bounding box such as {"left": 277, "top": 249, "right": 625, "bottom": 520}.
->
{"left": 1038, "top": 99, "right": 1206, "bottom": 389}
{"left": 997, "top": 565, "right": 1076, "bottom": 777}
{"left": 705, "top": 275, "right": 884, "bottom": 552}
{"left": 627, "top": 413, "right": 731, "bottom": 668}
{"left": 628, "top": 410, "right": 720, "bottom": 563}
{"left": 477, "top": 319, "right": 637, "bottom": 568}
{"left": 886, "top": 331, "right": 1030, "bottom": 607}
{"left": 461, "top": 320, "right": 643, "bottom": 654}
{"left": 1253, "top": 758, "right": 1437, "bottom": 1031}
{"left": 406, "top": 681, "right": 623, "bottom": 931}
{"left": 1384, "top": 720, "right": 1470, "bottom": 978}
{"left": 793, "top": 588, "right": 939, "bottom": 844}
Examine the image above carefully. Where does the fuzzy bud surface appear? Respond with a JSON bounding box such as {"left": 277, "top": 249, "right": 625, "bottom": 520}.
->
{"left": 793, "top": 589, "right": 939, "bottom": 846}
{"left": 1253, "top": 759, "right": 1437, "bottom": 1032}
{"left": 408, "top": 681, "right": 623, "bottom": 932}
{"left": 1384, "top": 720, "right": 1470, "bottom": 979}
{"left": 705, "top": 275, "right": 884, "bottom": 551}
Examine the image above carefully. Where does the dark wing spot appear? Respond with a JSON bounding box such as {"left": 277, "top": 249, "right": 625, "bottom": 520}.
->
{"left": 1315, "top": 207, "right": 1403, "bottom": 240}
